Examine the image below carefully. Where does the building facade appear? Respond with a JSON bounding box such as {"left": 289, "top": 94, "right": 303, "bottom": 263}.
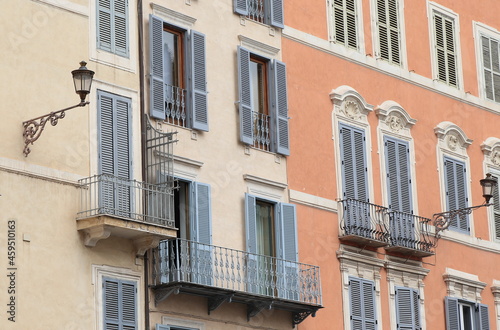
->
{"left": 283, "top": 0, "right": 500, "bottom": 329}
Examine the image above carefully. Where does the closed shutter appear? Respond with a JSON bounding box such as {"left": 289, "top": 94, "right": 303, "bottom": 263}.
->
{"left": 376, "top": 0, "right": 400, "bottom": 64}
{"left": 234, "top": 0, "right": 249, "bottom": 16}
{"left": 149, "top": 15, "right": 166, "bottom": 120}
{"left": 332, "top": 0, "right": 357, "bottom": 49}
{"left": 444, "top": 157, "right": 469, "bottom": 232}
{"left": 270, "top": 0, "right": 284, "bottom": 28}
{"left": 349, "top": 277, "right": 377, "bottom": 330}
{"left": 434, "top": 12, "right": 458, "bottom": 87}
{"left": 278, "top": 203, "right": 299, "bottom": 300}
{"left": 339, "top": 124, "right": 368, "bottom": 201}
{"left": 385, "top": 137, "right": 412, "bottom": 213}
{"left": 191, "top": 31, "right": 209, "bottom": 131}
{"left": 481, "top": 35, "right": 500, "bottom": 102}
{"left": 98, "top": 91, "right": 132, "bottom": 216}
{"left": 492, "top": 174, "right": 500, "bottom": 240}
{"left": 237, "top": 46, "right": 254, "bottom": 145}
{"left": 478, "top": 303, "right": 490, "bottom": 330}
{"left": 103, "top": 277, "right": 137, "bottom": 330}
{"left": 97, "top": 0, "right": 128, "bottom": 57}
{"left": 445, "top": 297, "right": 459, "bottom": 330}
{"left": 273, "top": 60, "right": 290, "bottom": 155}
{"left": 396, "top": 287, "right": 420, "bottom": 330}
{"left": 280, "top": 203, "right": 298, "bottom": 262}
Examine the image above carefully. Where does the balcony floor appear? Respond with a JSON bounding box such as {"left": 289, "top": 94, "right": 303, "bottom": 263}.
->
{"left": 384, "top": 245, "right": 435, "bottom": 258}
{"left": 339, "top": 234, "right": 389, "bottom": 248}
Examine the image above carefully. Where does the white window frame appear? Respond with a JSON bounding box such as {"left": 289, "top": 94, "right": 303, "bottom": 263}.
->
{"left": 375, "top": 101, "right": 417, "bottom": 214}
{"left": 434, "top": 121, "right": 473, "bottom": 237}
{"left": 474, "top": 22, "right": 500, "bottom": 103}
{"left": 160, "top": 317, "right": 205, "bottom": 330}
{"left": 480, "top": 137, "right": 500, "bottom": 242}
{"left": 427, "top": 1, "right": 463, "bottom": 90}
{"left": 327, "top": 0, "right": 366, "bottom": 54}
{"left": 92, "top": 265, "right": 142, "bottom": 330}
{"left": 89, "top": 0, "right": 137, "bottom": 72}
{"left": 370, "top": 0, "right": 408, "bottom": 68}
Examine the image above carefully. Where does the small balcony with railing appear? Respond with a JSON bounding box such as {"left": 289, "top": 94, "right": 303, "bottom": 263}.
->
{"left": 253, "top": 111, "right": 271, "bottom": 151}
{"left": 76, "top": 118, "right": 178, "bottom": 255}
{"left": 246, "top": 0, "right": 265, "bottom": 24}
{"left": 164, "top": 84, "right": 187, "bottom": 128}
{"left": 151, "top": 238, "right": 322, "bottom": 326}
{"left": 385, "top": 212, "right": 436, "bottom": 257}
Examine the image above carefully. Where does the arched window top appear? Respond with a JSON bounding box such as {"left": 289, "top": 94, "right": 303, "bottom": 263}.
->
{"left": 434, "top": 121, "right": 472, "bottom": 157}
{"left": 481, "top": 137, "right": 500, "bottom": 168}
{"left": 375, "top": 100, "right": 417, "bottom": 136}
{"left": 330, "top": 85, "right": 373, "bottom": 124}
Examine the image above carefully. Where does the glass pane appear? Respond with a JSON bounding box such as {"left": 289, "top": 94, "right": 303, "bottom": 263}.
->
{"left": 164, "top": 30, "right": 180, "bottom": 87}
{"left": 256, "top": 200, "right": 275, "bottom": 257}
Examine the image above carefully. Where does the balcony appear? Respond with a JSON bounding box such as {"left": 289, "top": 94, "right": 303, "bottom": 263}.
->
{"left": 385, "top": 212, "right": 436, "bottom": 257}
{"left": 247, "top": 0, "right": 265, "bottom": 24}
{"left": 151, "top": 238, "right": 322, "bottom": 326}
{"left": 164, "top": 84, "right": 187, "bottom": 128}
{"left": 253, "top": 111, "right": 271, "bottom": 151}
{"left": 339, "top": 199, "right": 390, "bottom": 247}
{"left": 76, "top": 174, "right": 177, "bottom": 254}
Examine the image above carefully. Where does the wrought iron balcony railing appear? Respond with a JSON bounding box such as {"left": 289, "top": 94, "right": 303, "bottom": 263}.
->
{"left": 164, "top": 84, "right": 187, "bottom": 128}
{"left": 152, "top": 238, "right": 322, "bottom": 306}
{"left": 339, "top": 199, "right": 390, "bottom": 246}
{"left": 387, "top": 211, "right": 436, "bottom": 256}
{"left": 247, "top": 0, "right": 265, "bottom": 23}
{"left": 253, "top": 111, "right": 271, "bottom": 151}
{"left": 77, "top": 174, "right": 175, "bottom": 227}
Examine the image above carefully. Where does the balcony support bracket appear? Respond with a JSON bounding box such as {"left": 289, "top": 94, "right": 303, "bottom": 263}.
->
{"left": 155, "top": 286, "right": 180, "bottom": 305}
{"left": 134, "top": 235, "right": 161, "bottom": 257}
{"left": 81, "top": 225, "right": 111, "bottom": 247}
{"left": 292, "top": 310, "right": 317, "bottom": 326}
{"left": 247, "top": 301, "right": 273, "bottom": 321}
{"left": 207, "top": 294, "right": 233, "bottom": 315}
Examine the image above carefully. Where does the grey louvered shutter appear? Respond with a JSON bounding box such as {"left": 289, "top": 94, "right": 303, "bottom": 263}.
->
{"left": 385, "top": 137, "right": 412, "bottom": 213}
{"left": 115, "top": 96, "right": 132, "bottom": 217}
{"left": 339, "top": 124, "right": 368, "bottom": 201}
{"left": 445, "top": 297, "right": 459, "bottom": 330}
{"left": 97, "top": 0, "right": 112, "bottom": 53}
{"left": 376, "top": 0, "right": 400, "bottom": 65}
{"left": 492, "top": 174, "right": 500, "bottom": 240}
{"left": 363, "top": 280, "right": 377, "bottom": 330}
{"left": 478, "top": 303, "right": 490, "bottom": 330}
{"left": 434, "top": 12, "right": 458, "bottom": 87}
{"left": 113, "top": 0, "right": 129, "bottom": 57}
{"left": 444, "top": 158, "right": 468, "bottom": 232}
{"left": 234, "top": 0, "right": 249, "bottom": 15}
{"left": 237, "top": 46, "right": 254, "bottom": 145}
{"left": 349, "top": 277, "right": 364, "bottom": 329}
{"left": 103, "top": 277, "right": 137, "bottom": 330}
{"left": 280, "top": 203, "right": 298, "bottom": 262}
{"left": 332, "top": 0, "right": 357, "bottom": 48}
{"left": 195, "top": 182, "right": 212, "bottom": 245}
{"left": 350, "top": 277, "right": 377, "bottom": 330}
{"left": 481, "top": 35, "right": 500, "bottom": 102}
{"left": 270, "top": 0, "right": 284, "bottom": 28}
{"left": 396, "top": 287, "right": 419, "bottom": 330}
{"left": 273, "top": 60, "right": 290, "bottom": 155}
{"left": 149, "top": 15, "right": 166, "bottom": 120}
{"left": 245, "top": 194, "right": 258, "bottom": 294}
{"left": 191, "top": 31, "right": 208, "bottom": 131}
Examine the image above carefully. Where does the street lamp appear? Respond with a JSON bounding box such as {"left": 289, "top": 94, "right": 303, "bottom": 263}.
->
{"left": 22, "top": 61, "right": 95, "bottom": 156}
{"left": 434, "top": 174, "right": 498, "bottom": 237}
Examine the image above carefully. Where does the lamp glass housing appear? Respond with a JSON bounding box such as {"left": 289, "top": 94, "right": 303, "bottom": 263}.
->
{"left": 72, "top": 61, "right": 95, "bottom": 102}
{"left": 480, "top": 174, "right": 497, "bottom": 204}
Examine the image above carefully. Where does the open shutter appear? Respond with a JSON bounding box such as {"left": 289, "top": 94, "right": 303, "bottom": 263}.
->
{"left": 445, "top": 297, "right": 459, "bottom": 330}
{"left": 237, "top": 46, "right": 254, "bottom": 145}
{"left": 492, "top": 174, "right": 500, "bottom": 240}
{"left": 273, "top": 60, "right": 290, "bottom": 155}
{"left": 103, "top": 277, "right": 137, "bottom": 330}
{"left": 412, "top": 289, "right": 421, "bottom": 329}
{"left": 270, "top": 0, "right": 284, "bottom": 28}
{"left": 192, "top": 182, "right": 212, "bottom": 285}
{"left": 195, "top": 182, "right": 212, "bottom": 245}
{"left": 97, "top": 0, "right": 112, "bottom": 52}
{"left": 279, "top": 203, "right": 299, "bottom": 300}
{"left": 481, "top": 36, "right": 495, "bottom": 101}
{"left": 234, "top": 0, "right": 249, "bottom": 15}
{"left": 339, "top": 124, "right": 355, "bottom": 200}
{"left": 114, "top": 0, "right": 129, "bottom": 57}
{"left": 396, "top": 288, "right": 416, "bottom": 330}
{"left": 149, "top": 15, "right": 166, "bottom": 120}
{"left": 478, "top": 303, "right": 490, "bottom": 330}
{"left": 245, "top": 194, "right": 258, "bottom": 293}
{"left": 191, "top": 31, "right": 208, "bottom": 131}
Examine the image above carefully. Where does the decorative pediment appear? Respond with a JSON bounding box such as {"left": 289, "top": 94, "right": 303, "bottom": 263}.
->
{"left": 434, "top": 122, "right": 472, "bottom": 155}
{"left": 375, "top": 101, "right": 417, "bottom": 134}
{"left": 481, "top": 137, "right": 500, "bottom": 167}
{"left": 330, "top": 86, "right": 373, "bottom": 123}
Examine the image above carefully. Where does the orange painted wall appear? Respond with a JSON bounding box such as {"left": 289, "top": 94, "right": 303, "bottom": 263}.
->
{"left": 284, "top": 0, "right": 500, "bottom": 329}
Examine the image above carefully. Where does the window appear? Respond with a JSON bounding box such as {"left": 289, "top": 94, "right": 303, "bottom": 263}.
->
{"left": 97, "top": 90, "right": 132, "bottom": 216}
{"left": 97, "top": 0, "right": 129, "bottom": 57}
{"left": 349, "top": 277, "right": 377, "bottom": 329}
{"left": 149, "top": 15, "right": 208, "bottom": 131}
{"left": 431, "top": 10, "right": 459, "bottom": 87}
{"left": 237, "top": 46, "right": 290, "bottom": 155}
{"left": 328, "top": 0, "right": 358, "bottom": 49}
{"left": 480, "top": 34, "right": 500, "bottom": 102}
{"left": 156, "top": 326, "right": 197, "bottom": 330}
{"left": 375, "top": 0, "right": 401, "bottom": 65}
{"left": 445, "top": 297, "right": 490, "bottom": 330}
{"left": 339, "top": 123, "right": 368, "bottom": 201}
{"left": 444, "top": 157, "right": 469, "bottom": 233}
{"left": 103, "top": 277, "right": 137, "bottom": 330}
{"left": 395, "top": 287, "right": 420, "bottom": 330}
{"left": 245, "top": 194, "right": 298, "bottom": 299}
{"left": 234, "top": 0, "right": 284, "bottom": 28}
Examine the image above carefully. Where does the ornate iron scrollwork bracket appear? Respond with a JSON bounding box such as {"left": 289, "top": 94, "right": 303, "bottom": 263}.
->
{"left": 22, "top": 101, "right": 89, "bottom": 156}
{"left": 247, "top": 301, "right": 273, "bottom": 321}
{"left": 292, "top": 310, "right": 317, "bottom": 326}
{"left": 433, "top": 203, "right": 491, "bottom": 239}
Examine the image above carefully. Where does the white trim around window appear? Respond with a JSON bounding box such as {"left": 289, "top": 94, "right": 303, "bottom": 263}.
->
{"left": 326, "top": 0, "right": 366, "bottom": 55}
{"left": 473, "top": 22, "right": 500, "bottom": 103}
